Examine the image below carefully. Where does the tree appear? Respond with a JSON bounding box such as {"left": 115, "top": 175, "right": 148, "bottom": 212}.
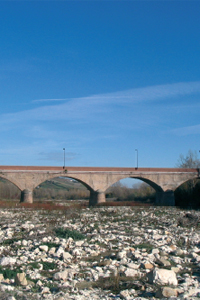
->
{"left": 175, "top": 150, "right": 200, "bottom": 208}
{"left": 176, "top": 150, "right": 200, "bottom": 168}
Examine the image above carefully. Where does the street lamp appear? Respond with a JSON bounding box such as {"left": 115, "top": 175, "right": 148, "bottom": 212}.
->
{"left": 63, "top": 148, "right": 65, "bottom": 169}
{"left": 135, "top": 149, "right": 138, "bottom": 169}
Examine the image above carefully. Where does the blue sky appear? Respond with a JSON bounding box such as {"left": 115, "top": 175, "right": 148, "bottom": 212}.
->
{"left": 0, "top": 1, "right": 200, "bottom": 168}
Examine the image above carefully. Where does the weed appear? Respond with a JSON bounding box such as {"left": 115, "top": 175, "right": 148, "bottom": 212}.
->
{"left": 0, "top": 266, "right": 22, "bottom": 279}
{"left": 28, "top": 262, "right": 40, "bottom": 270}
{"left": 54, "top": 227, "right": 85, "bottom": 240}
{"left": 40, "top": 242, "right": 60, "bottom": 250}
{"left": 41, "top": 261, "right": 57, "bottom": 270}
{"left": 135, "top": 243, "right": 154, "bottom": 252}
{"left": 1, "top": 238, "right": 19, "bottom": 245}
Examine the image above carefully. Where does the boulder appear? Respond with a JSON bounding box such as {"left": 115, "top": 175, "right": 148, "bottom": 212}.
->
{"left": 156, "top": 287, "right": 178, "bottom": 298}
{"left": 0, "top": 257, "right": 16, "bottom": 266}
{"left": 53, "top": 269, "right": 76, "bottom": 281}
{"left": 147, "top": 268, "right": 178, "bottom": 286}
{"left": 15, "top": 272, "right": 28, "bottom": 286}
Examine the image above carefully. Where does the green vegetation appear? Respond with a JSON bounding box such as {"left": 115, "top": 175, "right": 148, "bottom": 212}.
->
{"left": 175, "top": 179, "right": 200, "bottom": 208}
{"left": 106, "top": 181, "right": 155, "bottom": 203}
{"left": 0, "top": 266, "right": 22, "bottom": 279}
{"left": 28, "top": 261, "right": 57, "bottom": 271}
{"left": 175, "top": 150, "right": 200, "bottom": 208}
{"left": 176, "top": 149, "right": 200, "bottom": 168}
{"left": 0, "top": 178, "right": 20, "bottom": 200}
{"left": 76, "top": 273, "right": 142, "bottom": 294}
{"left": 1, "top": 238, "right": 19, "bottom": 245}
{"left": 135, "top": 242, "right": 154, "bottom": 252}
{"left": 54, "top": 227, "right": 86, "bottom": 240}
{"left": 41, "top": 261, "right": 57, "bottom": 270}
{"left": 40, "top": 242, "right": 60, "bottom": 249}
{"left": 33, "top": 177, "right": 89, "bottom": 200}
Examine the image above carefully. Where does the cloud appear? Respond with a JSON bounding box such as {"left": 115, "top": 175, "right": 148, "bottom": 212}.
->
{"left": 1, "top": 80, "right": 200, "bottom": 166}
{"left": 31, "top": 80, "right": 200, "bottom": 106}
{"left": 38, "top": 151, "right": 78, "bottom": 162}
{"left": 32, "top": 99, "right": 69, "bottom": 103}
{"left": 169, "top": 124, "right": 200, "bottom": 136}
{"left": 0, "top": 80, "right": 200, "bottom": 136}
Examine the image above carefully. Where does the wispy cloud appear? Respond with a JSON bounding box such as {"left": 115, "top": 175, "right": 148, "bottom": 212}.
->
{"left": 0, "top": 80, "right": 200, "bottom": 138}
{"left": 38, "top": 151, "right": 78, "bottom": 162}
{"left": 0, "top": 80, "right": 199, "bottom": 165}
{"left": 31, "top": 80, "right": 200, "bottom": 106}
{"left": 2, "top": 80, "right": 199, "bottom": 124}
{"left": 32, "top": 99, "right": 70, "bottom": 103}
{"left": 169, "top": 124, "right": 200, "bottom": 136}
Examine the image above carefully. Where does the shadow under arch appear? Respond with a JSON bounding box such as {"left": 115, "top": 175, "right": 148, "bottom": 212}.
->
{"left": 0, "top": 176, "right": 21, "bottom": 200}
{"left": 174, "top": 177, "right": 200, "bottom": 208}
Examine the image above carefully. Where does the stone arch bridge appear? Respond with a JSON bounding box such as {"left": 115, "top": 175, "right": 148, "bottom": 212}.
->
{"left": 0, "top": 166, "right": 199, "bottom": 206}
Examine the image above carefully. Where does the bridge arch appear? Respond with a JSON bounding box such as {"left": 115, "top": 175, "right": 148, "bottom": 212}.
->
{"left": 0, "top": 176, "right": 21, "bottom": 200}
{"left": 100, "top": 174, "right": 164, "bottom": 194}
{"left": 0, "top": 174, "right": 22, "bottom": 191}
{"left": 33, "top": 175, "right": 94, "bottom": 192}
{"left": 32, "top": 175, "right": 93, "bottom": 203}
{"left": 130, "top": 176, "right": 163, "bottom": 193}
{"left": 104, "top": 176, "right": 163, "bottom": 204}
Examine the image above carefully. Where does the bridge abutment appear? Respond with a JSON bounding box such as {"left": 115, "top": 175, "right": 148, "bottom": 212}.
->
{"left": 20, "top": 189, "right": 33, "bottom": 203}
{"left": 155, "top": 190, "right": 175, "bottom": 206}
{"left": 89, "top": 189, "right": 106, "bottom": 206}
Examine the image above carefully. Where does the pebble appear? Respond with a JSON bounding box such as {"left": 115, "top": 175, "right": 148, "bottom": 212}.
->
{"left": 0, "top": 206, "right": 199, "bottom": 299}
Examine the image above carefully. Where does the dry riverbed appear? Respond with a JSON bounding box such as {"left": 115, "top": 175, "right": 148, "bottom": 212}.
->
{"left": 0, "top": 205, "right": 200, "bottom": 299}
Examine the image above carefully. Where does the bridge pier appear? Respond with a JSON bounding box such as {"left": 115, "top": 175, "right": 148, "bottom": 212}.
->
{"left": 155, "top": 190, "right": 175, "bottom": 206}
{"left": 20, "top": 189, "right": 33, "bottom": 203}
{"left": 89, "top": 189, "right": 106, "bottom": 206}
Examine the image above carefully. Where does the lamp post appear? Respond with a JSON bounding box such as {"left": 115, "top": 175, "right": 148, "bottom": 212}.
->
{"left": 135, "top": 149, "right": 138, "bottom": 169}
{"left": 63, "top": 148, "right": 65, "bottom": 169}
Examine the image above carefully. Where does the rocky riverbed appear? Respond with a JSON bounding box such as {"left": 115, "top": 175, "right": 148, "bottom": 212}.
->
{"left": 0, "top": 205, "right": 200, "bottom": 299}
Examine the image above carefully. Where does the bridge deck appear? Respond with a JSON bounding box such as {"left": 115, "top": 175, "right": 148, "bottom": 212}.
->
{"left": 0, "top": 166, "right": 198, "bottom": 173}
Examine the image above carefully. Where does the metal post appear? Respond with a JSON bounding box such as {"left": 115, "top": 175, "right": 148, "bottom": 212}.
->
{"left": 63, "top": 148, "right": 65, "bottom": 169}
{"left": 135, "top": 149, "right": 138, "bottom": 169}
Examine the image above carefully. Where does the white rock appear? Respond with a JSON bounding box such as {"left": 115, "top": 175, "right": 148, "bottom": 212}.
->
{"left": 147, "top": 268, "right": 178, "bottom": 286}
{"left": 62, "top": 251, "right": 72, "bottom": 261}
{"left": 39, "top": 245, "right": 48, "bottom": 252}
{"left": 49, "top": 247, "right": 56, "bottom": 255}
{"left": 126, "top": 263, "right": 139, "bottom": 269}
{"left": 15, "top": 272, "right": 28, "bottom": 286}
{"left": 117, "top": 251, "right": 127, "bottom": 259}
{"left": 0, "top": 256, "right": 16, "bottom": 266}
{"left": 41, "top": 286, "right": 50, "bottom": 294}
{"left": 75, "top": 240, "right": 85, "bottom": 247}
{"left": 53, "top": 269, "right": 76, "bottom": 281}
{"left": 0, "top": 283, "right": 14, "bottom": 291}
{"left": 56, "top": 246, "right": 65, "bottom": 257}
{"left": 124, "top": 268, "right": 138, "bottom": 277}
{"left": 22, "top": 240, "right": 28, "bottom": 246}
{"left": 120, "top": 289, "right": 132, "bottom": 299}
{"left": 0, "top": 274, "right": 4, "bottom": 282}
